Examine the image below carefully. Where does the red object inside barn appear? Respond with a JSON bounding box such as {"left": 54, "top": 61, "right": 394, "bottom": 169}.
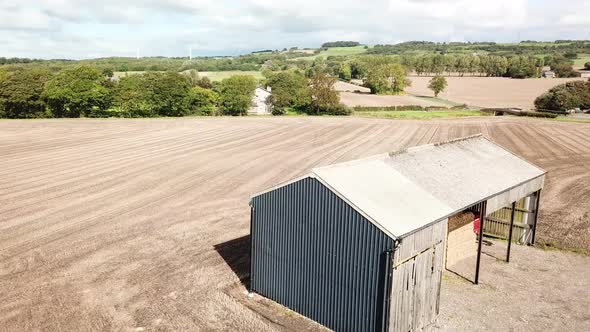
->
{"left": 473, "top": 214, "right": 481, "bottom": 234}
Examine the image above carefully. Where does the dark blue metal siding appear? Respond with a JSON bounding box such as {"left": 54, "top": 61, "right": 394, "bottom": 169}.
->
{"left": 251, "top": 177, "right": 394, "bottom": 332}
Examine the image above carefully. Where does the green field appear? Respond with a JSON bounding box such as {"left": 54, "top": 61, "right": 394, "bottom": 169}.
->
{"left": 198, "top": 71, "right": 263, "bottom": 81}
{"left": 574, "top": 54, "right": 590, "bottom": 69}
{"left": 291, "top": 46, "right": 369, "bottom": 61}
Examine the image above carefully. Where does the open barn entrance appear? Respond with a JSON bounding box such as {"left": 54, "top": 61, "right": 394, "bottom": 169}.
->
{"left": 445, "top": 202, "right": 485, "bottom": 283}
{"left": 445, "top": 190, "right": 541, "bottom": 284}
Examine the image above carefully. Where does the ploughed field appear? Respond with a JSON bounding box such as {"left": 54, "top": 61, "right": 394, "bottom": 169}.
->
{"left": 1, "top": 117, "right": 589, "bottom": 331}
{"left": 335, "top": 80, "right": 450, "bottom": 107}
{"left": 406, "top": 76, "right": 586, "bottom": 110}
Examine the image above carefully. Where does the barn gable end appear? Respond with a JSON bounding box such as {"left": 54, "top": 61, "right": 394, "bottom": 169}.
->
{"left": 250, "top": 177, "right": 395, "bottom": 331}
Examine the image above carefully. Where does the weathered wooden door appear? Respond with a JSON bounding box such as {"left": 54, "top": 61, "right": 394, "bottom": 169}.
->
{"left": 388, "top": 241, "right": 445, "bottom": 332}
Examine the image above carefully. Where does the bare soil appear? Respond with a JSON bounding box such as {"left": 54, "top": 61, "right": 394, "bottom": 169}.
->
{"left": 1, "top": 117, "right": 589, "bottom": 331}
{"left": 339, "top": 91, "right": 448, "bottom": 107}
{"left": 333, "top": 81, "right": 370, "bottom": 93}
{"left": 335, "top": 81, "right": 446, "bottom": 108}
{"left": 407, "top": 76, "right": 586, "bottom": 110}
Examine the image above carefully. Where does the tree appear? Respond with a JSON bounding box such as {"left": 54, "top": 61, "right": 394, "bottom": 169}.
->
{"left": 196, "top": 76, "right": 213, "bottom": 89}
{"left": 467, "top": 56, "right": 481, "bottom": 76}
{"left": 113, "top": 72, "right": 193, "bottom": 117}
{"left": 219, "top": 75, "right": 257, "bottom": 116}
{"left": 364, "top": 63, "right": 410, "bottom": 94}
{"left": 480, "top": 55, "right": 508, "bottom": 77}
{"left": 414, "top": 55, "right": 432, "bottom": 76}
{"left": 309, "top": 73, "right": 334, "bottom": 111}
{"left": 265, "top": 71, "right": 311, "bottom": 112}
{"left": 431, "top": 54, "right": 445, "bottom": 75}
{"left": 43, "top": 65, "right": 111, "bottom": 117}
{"left": 534, "top": 80, "right": 590, "bottom": 111}
{"left": 309, "top": 73, "right": 343, "bottom": 114}
{"left": 507, "top": 56, "right": 539, "bottom": 79}
{"left": 428, "top": 76, "right": 448, "bottom": 97}
{"left": 349, "top": 60, "right": 367, "bottom": 79}
{"left": 338, "top": 63, "right": 352, "bottom": 81}
{"left": 0, "top": 67, "right": 52, "bottom": 118}
{"left": 455, "top": 55, "right": 470, "bottom": 76}
{"left": 306, "top": 57, "right": 328, "bottom": 77}
{"left": 102, "top": 67, "right": 114, "bottom": 78}
{"left": 185, "top": 69, "right": 200, "bottom": 87}
{"left": 551, "top": 63, "right": 581, "bottom": 78}
{"left": 189, "top": 86, "right": 219, "bottom": 115}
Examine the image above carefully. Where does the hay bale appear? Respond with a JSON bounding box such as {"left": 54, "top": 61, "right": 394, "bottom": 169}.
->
{"left": 448, "top": 211, "right": 475, "bottom": 232}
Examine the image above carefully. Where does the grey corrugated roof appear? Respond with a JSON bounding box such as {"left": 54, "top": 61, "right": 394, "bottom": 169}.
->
{"left": 253, "top": 135, "right": 546, "bottom": 239}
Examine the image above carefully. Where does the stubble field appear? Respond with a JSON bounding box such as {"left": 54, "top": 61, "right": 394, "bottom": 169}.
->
{"left": 1, "top": 117, "right": 589, "bottom": 331}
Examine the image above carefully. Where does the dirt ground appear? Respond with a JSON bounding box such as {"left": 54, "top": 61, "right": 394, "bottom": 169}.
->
{"left": 339, "top": 91, "right": 449, "bottom": 107}
{"left": 438, "top": 240, "right": 590, "bottom": 331}
{"left": 1, "top": 117, "right": 590, "bottom": 331}
{"left": 407, "top": 76, "right": 586, "bottom": 110}
{"left": 335, "top": 80, "right": 449, "bottom": 107}
{"left": 333, "top": 81, "right": 370, "bottom": 93}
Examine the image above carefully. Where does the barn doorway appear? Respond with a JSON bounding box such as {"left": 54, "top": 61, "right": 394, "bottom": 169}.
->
{"left": 445, "top": 191, "right": 541, "bottom": 284}
{"left": 445, "top": 203, "right": 486, "bottom": 283}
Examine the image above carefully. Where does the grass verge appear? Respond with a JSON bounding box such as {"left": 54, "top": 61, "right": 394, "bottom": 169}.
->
{"left": 353, "top": 109, "right": 487, "bottom": 120}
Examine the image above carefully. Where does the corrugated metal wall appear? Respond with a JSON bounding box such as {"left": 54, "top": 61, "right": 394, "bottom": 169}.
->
{"left": 251, "top": 177, "right": 395, "bottom": 332}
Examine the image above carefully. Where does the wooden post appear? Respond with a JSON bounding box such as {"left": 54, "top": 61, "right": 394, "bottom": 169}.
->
{"left": 506, "top": 201, "right": 516, "bottom": 263}
{"left": 475, "top": 201, "right": 487, "bottom": 285}
{"left": 531, "top": 190, "right": 541, "bottom": 245}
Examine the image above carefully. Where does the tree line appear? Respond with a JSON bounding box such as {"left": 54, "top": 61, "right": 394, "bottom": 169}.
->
{"left": 0, "top": 66, "right": 254, "bottom": 118}
{"left": 0, "top": 65, "right": 346, "bottom": 119}
{"left": 321, "top": 41, "right": 361, "bottom": 48}
{"left": 338, "top": 53, "right": 580, "bottom": 80}
{"left": 368, "top": 40, "right": 590, "bottom": 56}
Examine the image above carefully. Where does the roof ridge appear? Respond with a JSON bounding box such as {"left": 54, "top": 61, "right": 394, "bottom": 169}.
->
{"left": 388, "top": 134, "right": 484, "bottom": 157}
{"left": 311, "top": 153, "right": 388, "bottom": 173}
{"left": 431, "top": 133, "right": 483, "bottom": 146}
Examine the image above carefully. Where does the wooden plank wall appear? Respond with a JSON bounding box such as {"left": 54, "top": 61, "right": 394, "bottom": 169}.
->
{"left": 486, "top": 197, "right": 530, "bottom": 243}
{"left": 389, "top": 220, "right": 447, "bottom": 332}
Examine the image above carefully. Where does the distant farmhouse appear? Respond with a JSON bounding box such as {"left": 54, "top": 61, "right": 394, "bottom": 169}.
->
{"left": 249, "top": 87, "right": 272, "bottom": 115}
{"left": 541, "top": 70, "right": 555, "bottom": 78}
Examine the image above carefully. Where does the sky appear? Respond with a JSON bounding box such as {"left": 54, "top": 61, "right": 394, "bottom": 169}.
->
{"left": 0, "top": 0, "right": 589, "bottom": 59}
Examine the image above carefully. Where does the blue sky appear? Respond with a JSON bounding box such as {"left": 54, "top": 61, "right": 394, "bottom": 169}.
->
{"left": 0, "top": 0, "right": 589, "bottom": 59}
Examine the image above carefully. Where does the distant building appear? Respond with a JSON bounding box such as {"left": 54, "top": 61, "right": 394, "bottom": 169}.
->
{"left": 542, "top": 70, "right": 556, "bottom": 78}
{"left": 248, "top": 87, "right": 272, "bottom": 115}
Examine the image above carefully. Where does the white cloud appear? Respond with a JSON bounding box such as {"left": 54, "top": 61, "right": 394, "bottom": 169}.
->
{"left": 0, "top": 0, "right": 588, "bottom": 59}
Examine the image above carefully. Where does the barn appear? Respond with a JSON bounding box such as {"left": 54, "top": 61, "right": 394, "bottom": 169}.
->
{"left": 249, "top": 135, "right": 545, "bottom": 332}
